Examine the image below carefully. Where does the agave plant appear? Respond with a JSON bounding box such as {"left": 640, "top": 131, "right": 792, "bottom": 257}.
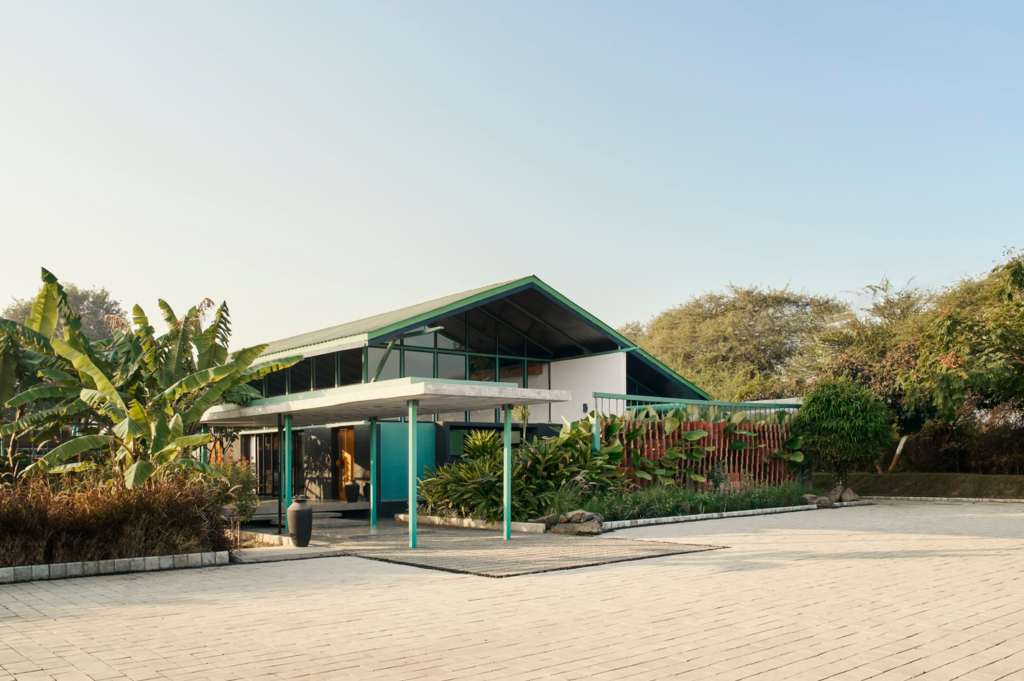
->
{"left": 2, "top": 269, "right": 300, "bottom": 487}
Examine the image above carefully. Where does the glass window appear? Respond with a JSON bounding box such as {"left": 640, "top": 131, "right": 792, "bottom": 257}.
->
{"left": 526, "top": 361, "right": 549, "bottom": 389}
{"left": 266, "top": 370, "right": 287, "bottom": 397}
{"left": 499, "top": 358, "right": 524, "bottom": 387}
{"left": 246, "top": 377, "right": 265, "bottom": 398}
{"left": 437, "top": 353, "right": 466, "bottom": 381}
{"left": 466, "top": 309, "right": 496, "bottom": 353}
{"left": 367, "top": 346, "right": 399, "bottom": 381}
{"left": 339, "top": 349, "right": 362, "bottom": 386}
{"left": 469, "top": 408, "right": 496, "bottom": 423}
{"left": 498, "top": 323, "right": 526, "bottom": 356}
{"left": 402, "top": 328, "right": 434, "bottom": 348}
{"left": 468, "top": 355, "right": 495, "bottom": 382}
{"left": 289, "top": 358, "right": 312, "bottom": 393}
{"left": 527, "top": 361, "right": 550, "bottom": 423}
{"left": 313, "top": 354, "right": 335, "bottom": 390}
{"left": 435, "top": 313, "right": 467, "bottom": 350}
{"left": 403, "top": 350, "right": 434, "bottom": 378}
{"left": 527, "top": 340, "right": 553, "bottom": 359}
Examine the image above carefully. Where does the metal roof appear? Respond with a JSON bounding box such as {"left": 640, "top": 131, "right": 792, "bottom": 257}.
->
{"left": 261, "top": 278, "right": 526, "bottom": 357}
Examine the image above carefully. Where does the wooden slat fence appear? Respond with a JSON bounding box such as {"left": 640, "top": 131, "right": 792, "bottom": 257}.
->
{"left": 614, "top": 417, "right": 797, "bottom": 487}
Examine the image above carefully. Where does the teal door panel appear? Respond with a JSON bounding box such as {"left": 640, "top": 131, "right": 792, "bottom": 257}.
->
{"left": 379, "top": 422, "right": 436, "bottom": 502}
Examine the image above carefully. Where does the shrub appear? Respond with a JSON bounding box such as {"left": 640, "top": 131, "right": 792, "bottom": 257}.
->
{"left": 580, "top": 483, "right": 809, "bottom": 522}
{"left": 0, "top": 476, "right": 230, "bottom": 567}
{"left": 419, "top": 428, "right": 620, "bottom": 522}
{"left": 794, "top": 379, "right": 895, "bottom": 485}
{"left": 209, "top": 459, "right": 260, "bottom": 522}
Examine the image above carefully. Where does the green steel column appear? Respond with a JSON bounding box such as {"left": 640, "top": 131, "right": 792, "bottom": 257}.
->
{"left": 408, "top": 400, "right": 418, "bottom": 548}
{"left": 369, "top": 417, "right": 378, "bottom": 527}
{"left": 503, "top": 404, "right": 512, "bottom": 540}
{"left": 591, "top": 410, "right": 600, "bottom": 454}
{"left": 201, "top": 425, "right": 208, "bottom": 464}
{"left": 284, "top": 415, "right": 293, "bottom": 532}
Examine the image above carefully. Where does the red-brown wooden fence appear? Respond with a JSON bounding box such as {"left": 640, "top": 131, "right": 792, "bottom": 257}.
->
{"left": 611, "top": 418, "right": 798, "bottom": 487}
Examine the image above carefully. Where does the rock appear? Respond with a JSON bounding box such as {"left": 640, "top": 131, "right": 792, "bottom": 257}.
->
{"left": 532, "top": 514, "right": 561, "bottom": 530}
{"left": 560, "top": 510, "right": 603, "bottom": 524}
{"left": 828, "top": 483, "right": 844, "bottom": 503}
{"left": 840, "top": 488, "right": 860, "bottom": 503}
{"left": 571, "top": 519, "right": 603, "bottom": 535}
{"left": 550, "top": 523, "right": 576, "bottom": 535}
{"left": 801, "top": 494, "right": 819, "bottom": 505}
{"left": 816, "top": 497, "right": 836, "bottom": 509}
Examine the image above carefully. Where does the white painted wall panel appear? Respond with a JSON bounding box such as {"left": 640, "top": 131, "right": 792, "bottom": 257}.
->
{"left": 549, "top": 353, "right": 626, "bottom": 423}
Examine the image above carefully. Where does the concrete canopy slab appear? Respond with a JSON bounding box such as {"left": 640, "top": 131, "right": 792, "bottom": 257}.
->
{"left": 199, "top": 377, "right": 570, "bottom": 428}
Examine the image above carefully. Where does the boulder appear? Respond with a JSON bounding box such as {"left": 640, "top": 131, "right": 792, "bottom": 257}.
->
{"left": 816, "top": 497, "right": 836, "bottom": 509}
{"left": 532, "top": 514, "right": 561, "bottom": 530}
{"left": 560, "top": 510, "right": 603, "bottom": 524}
{"left": 801, "top": 494, "right": 819, "bottom": 505}
{"left": 571, "top": 519, "right": 604, "bottom": 535}
{"left": 840, "top": 488, "right": 860, "bottom": 503}
{"left": 550, "top": 523, "right": 576, "bottom": 535}
{"left": 828, "top": 483, "right": 844, "bottom": 503}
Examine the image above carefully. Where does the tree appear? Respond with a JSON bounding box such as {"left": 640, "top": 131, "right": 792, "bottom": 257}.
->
{"left": 794, "top": 379, "right": 895, "bottom": 485}
{"left": 815, "top": 279, "right": 932, "bottom": 433}
{"left": 621, "top": 285, "right": 848, "bottom": 401}
{"left": 1, "top": 269, "right": 301, "bottom": 487}
{"left": 906, "top": 249, "right": 1024, "bottom": 418}
{"left": 4, "top": 283, "right": 127, "bottom": 341}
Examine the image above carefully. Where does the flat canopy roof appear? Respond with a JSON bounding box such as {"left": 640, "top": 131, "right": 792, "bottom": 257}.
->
{"left": 199, "top": 377, "right": 571, "bottom": 428}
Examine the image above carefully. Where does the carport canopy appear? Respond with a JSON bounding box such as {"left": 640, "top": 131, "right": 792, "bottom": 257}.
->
{"left": 199, "top": 377, "right": 570, "bottom": 547}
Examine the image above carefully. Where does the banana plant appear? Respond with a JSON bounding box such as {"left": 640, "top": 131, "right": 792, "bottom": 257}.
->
{"left": 3, "top": 269, "right": 301, "bottom": 487}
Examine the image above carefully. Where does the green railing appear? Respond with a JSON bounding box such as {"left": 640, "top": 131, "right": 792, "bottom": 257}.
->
{"left": 593, "top": 393, "right": 801, "bottom": 425}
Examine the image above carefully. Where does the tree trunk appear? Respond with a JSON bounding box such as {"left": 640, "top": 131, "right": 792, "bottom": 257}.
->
{"left": 887, "top": 435, "right": 909, "bottom": 473}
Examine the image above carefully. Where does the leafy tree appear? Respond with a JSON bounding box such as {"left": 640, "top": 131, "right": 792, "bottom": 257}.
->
{"left": 621, "top": 285, "right": 847, "bottom": 400}
{"left": 815, "top": 279, "right": 932, "bottom": 433}
{"left": 794, "top": 379, "right": 895, "bottom": 485}
{"left": 906, "top": 249, "right": 1024, "bottom": 418}
{"left": 4, "top": 283, "right": 127, "bottom": 341}
{"left": 1, "top": 269, "right": 300, "bottom": 487}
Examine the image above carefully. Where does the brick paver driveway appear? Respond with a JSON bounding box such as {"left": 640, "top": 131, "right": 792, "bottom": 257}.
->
{"left": 2, "top": 501, "right": 1023, "bottom": 680}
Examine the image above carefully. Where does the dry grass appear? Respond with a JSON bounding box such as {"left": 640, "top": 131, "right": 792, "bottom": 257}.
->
{"left": 0, "top": 477, "right": 231, "bottom": 567}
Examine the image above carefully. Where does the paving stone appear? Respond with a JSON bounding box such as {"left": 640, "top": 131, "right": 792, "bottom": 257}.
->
{"left": 2, "top": 502, "right": 1023, "bottom": 680}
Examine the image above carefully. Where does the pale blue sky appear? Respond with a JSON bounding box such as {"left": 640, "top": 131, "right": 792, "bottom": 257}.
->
{"left": 2, "top": 2, "right": 1021, "bottom": 348}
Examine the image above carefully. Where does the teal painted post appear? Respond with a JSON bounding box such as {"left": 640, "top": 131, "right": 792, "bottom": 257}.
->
{"left": 408, "top": 400, "right": 418, "bottom": 548}
{"left": 369, "top": 417, "right": 378, "bottom": 527}
{"left": 503, "top": 405, "right": 512, "bottom": 540}
{"left": 591, "top": 411, "right": 600, "bottom": 454}
{"left": 284, "top": 415, "right": 293, "bottom": 532}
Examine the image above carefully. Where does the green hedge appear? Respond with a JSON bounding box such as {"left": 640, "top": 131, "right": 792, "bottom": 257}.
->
{"left": 812, "top": 472, "right": 1024, "bottom": 499}
{"left": 580, "top": 483, "right": 811, "bottom": 522}
{"left": 0, "top": 478, "right": 231, "bottom": 567}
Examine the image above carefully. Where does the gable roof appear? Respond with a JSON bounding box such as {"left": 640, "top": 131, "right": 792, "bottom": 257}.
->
{"left": 260, "top": 275, "right": 708, "bottom": 399}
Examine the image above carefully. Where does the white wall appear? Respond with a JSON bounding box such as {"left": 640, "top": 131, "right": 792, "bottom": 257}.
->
{"left": 549, "top": 352, "right": 626, "bottom": 423}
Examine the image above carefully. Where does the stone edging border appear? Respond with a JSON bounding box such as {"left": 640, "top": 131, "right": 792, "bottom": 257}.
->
{"left": 863, "top": 495, "right": 1024, "bottom": 504}
{"left": 395, "top": 514, "right": 546, "bottom": 534}
{"left": 239, "top": 530, "right": 294, "bottom": 546}
{"left": 0, "top": 551, "right": 230, "bottom": 586}
{"left": 602, "top": 500, "right": 875, "bottom": 531}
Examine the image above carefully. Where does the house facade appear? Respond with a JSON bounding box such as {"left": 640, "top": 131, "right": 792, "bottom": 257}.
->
{"left": 234, "top": 276, "right": 707, "bottom": 510}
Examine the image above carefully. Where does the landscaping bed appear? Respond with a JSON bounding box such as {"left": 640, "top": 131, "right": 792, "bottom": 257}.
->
{"left": 0, "top": 478, "right": 232, "bottom": 568}
{"left": 578, "top": 483, "right": 812, "bottom": 522}
{"left": 812, "top": 472, "right": 1024, "bottom": 500}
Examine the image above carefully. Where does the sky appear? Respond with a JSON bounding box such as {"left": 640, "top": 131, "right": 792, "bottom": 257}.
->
{"left": 2, "top": 2, "right": 1022, "bottom": 348}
